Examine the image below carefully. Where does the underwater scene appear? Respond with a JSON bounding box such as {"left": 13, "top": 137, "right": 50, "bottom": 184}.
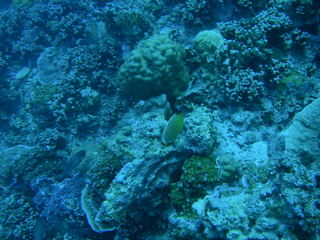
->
{"left": 0, "top": 0, "right": 319, "bottom": 239}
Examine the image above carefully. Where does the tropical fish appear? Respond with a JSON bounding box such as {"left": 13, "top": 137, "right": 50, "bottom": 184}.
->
{"left": 161, "top": 113, "right": 184, "bottom": 146}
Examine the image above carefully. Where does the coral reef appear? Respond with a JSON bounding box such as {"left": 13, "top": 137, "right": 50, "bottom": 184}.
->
{"left": 0, "top": 0, "right": 319, "bottom": 239}
{"left": 80, "top": 96, "right": 217, "bottom": 238}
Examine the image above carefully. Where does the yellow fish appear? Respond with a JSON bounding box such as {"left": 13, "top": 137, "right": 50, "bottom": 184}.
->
{"left": 161, "top": 113, "right": 184, "bottom": 146}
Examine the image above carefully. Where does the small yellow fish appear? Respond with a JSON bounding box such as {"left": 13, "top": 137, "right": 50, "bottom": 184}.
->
{"left": 161, "top": 113, "right": 184, "bottom": 146}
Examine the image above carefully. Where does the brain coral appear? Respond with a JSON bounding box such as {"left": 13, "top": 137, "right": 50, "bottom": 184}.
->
{"left": 116, "top": 34, "right": 190, "bottom": 100}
